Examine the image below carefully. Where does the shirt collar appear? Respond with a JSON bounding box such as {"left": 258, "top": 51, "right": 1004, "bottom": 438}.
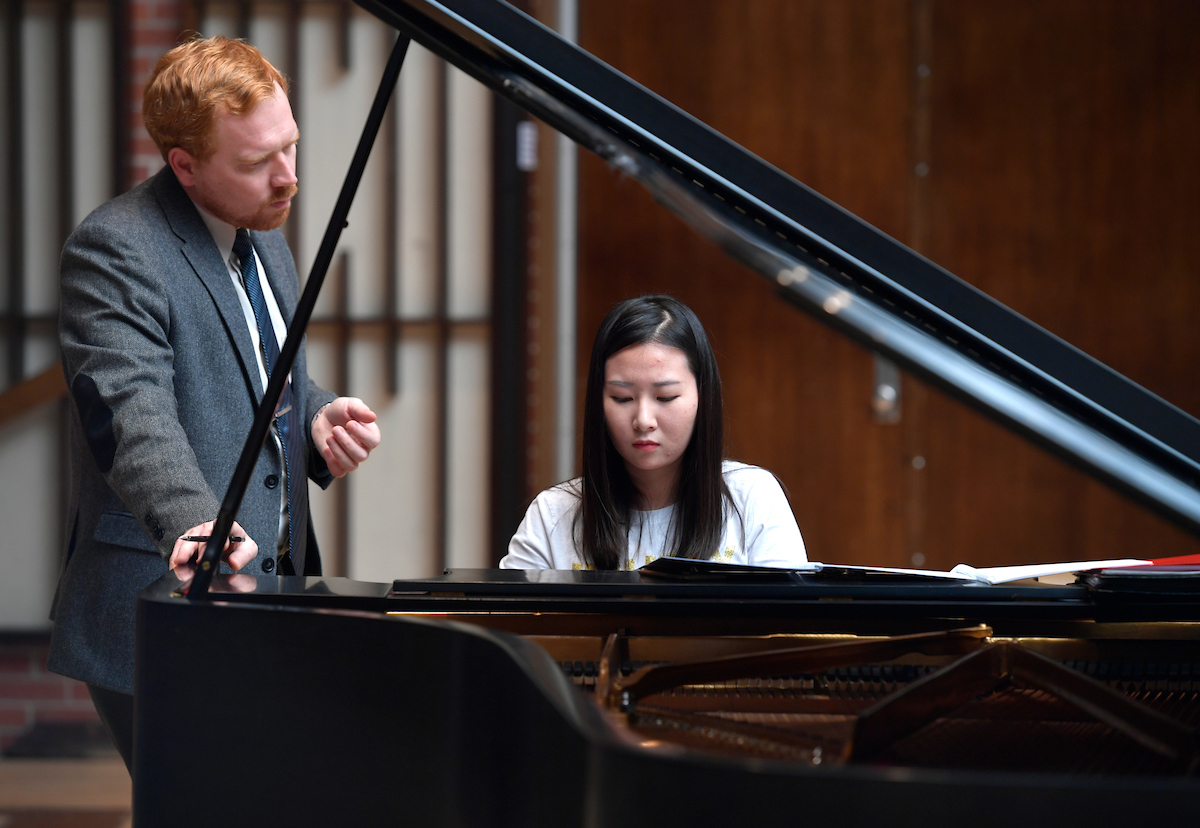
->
{"left": 189, "top": 197, "right": 238, "bottom": 266}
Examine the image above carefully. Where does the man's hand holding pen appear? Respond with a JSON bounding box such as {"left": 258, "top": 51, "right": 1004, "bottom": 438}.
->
{"left": 169, "top": 518, "right": 258, "bottom": 571}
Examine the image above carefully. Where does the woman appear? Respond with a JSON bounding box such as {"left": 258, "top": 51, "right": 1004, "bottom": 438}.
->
{"left": 502, "top": 295, "right": 806, "bottom": 570}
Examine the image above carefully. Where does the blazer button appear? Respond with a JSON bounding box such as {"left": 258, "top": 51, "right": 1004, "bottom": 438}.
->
{"left": 265, "top": 474, "right": 279, "bottom": 489}
{"left": 262, "top": 558, "right": 275, "bottom": 573}
{"left": 144, "top": 513, "right": 165, "bottom": 541}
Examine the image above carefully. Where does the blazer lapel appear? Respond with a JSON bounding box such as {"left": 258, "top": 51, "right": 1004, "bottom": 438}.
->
{"left": 153, "top": 168, "right": 267, "bottom": 402}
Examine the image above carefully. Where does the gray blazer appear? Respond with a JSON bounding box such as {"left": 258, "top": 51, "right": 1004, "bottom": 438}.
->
{"left": 50, "top": 166, "right": 336, "bottom": 695}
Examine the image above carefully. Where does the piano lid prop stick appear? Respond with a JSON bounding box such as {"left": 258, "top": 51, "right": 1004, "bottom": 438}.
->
{"left": 186, "top": 33, "right": 412, "bottom": 600}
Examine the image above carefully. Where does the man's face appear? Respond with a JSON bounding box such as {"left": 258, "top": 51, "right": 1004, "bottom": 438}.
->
{"left": 176, "top": 83, "right": 299, "bottom": 231}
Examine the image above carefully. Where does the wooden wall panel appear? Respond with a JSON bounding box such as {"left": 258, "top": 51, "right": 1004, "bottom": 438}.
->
{"left": 917, "top": 0, "right": 1200, "bottom": 566}
{"left": 576, "top": 0, "right": 914, "bottom": 566}
{"left": 573, "top": 0, "right": 1200, "bottom": 569}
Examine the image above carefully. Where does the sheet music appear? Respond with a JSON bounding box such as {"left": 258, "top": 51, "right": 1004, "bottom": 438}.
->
{"left": 641, "top": 555, "right": 1200, "bottom": 585}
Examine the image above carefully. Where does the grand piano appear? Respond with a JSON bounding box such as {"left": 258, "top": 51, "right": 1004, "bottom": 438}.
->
{"left": 134, "top": 1, "right": 1200, "bottom": 825}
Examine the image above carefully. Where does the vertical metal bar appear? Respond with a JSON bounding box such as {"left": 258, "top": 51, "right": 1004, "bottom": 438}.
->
{"left": 332, "top": 251, "right": 352, "bottom": 575}
{"left": 337, "top": 0, "right": 351, "bottom": 71}
{"left": 284, "top": 0, "right": 301, "bottom": 255}
{"left": 384, "top": 28, "right": 401, "bottom": 396}
{"left": 433, "top": 57, "right": 449, "bottom": 573}
{"left": 553, "top": 0, "right": 578, "bottom": 482}
{"left": 236, "top": 0, "right": 251, "bottom": 41}
{"left": 110, "top": 0, "right": 128, "bottom": 195}
{"left": 57, "top": 0, "right": 74, "bottom": 247}
{"left": 57, "top": 0, "right": 76, "bottom": 599}
{"left": 489, "top": 96, "right": 528, "bottom": 564}
{"left": 330, "top": 7, "right": 355, "bottom": 575}
{"left": 6, "top": 0, "right": 27, "bottom": 386}
{"left": 181, "top": 0, "right": 200, "bottom": 38}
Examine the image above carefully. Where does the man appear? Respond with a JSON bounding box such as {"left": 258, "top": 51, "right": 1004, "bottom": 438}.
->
{"left": 49, "top": 36, "right": 381, "bottom": 771}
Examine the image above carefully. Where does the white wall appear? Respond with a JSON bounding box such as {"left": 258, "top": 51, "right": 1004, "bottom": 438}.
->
{"left": 0, "top": 404, "right": 63, "bottom": 629}
{"left": 278, "top": 7, "right": 494, "bottom": 580}
{"left": 0, "top": 2, "right": 113, "bottom": 630}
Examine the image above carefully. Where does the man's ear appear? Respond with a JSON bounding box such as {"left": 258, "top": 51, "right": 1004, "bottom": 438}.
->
{"left": 167, "top": 147, "right": 198, "bottom": 187}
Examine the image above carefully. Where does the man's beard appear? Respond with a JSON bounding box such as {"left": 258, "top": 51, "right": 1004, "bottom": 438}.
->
{"left": 208, "top": 185, "right": 298, "bottom": 231}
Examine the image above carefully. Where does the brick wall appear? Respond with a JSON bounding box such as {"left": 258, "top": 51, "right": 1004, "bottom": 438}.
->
{"left": 127, "top": 0, "right": 185, "bottom": 188}
{"left": 0, "top": 635, "right": 99, "bottom": 753}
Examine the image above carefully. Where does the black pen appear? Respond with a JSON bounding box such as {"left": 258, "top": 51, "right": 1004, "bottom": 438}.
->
{"left": 181, "top": 535, "right": 246, "bottom": 543}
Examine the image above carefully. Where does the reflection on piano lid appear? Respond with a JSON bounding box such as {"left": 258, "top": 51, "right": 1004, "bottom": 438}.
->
{"left": 355, "top": 0, "right": 1200, "bottom": 536}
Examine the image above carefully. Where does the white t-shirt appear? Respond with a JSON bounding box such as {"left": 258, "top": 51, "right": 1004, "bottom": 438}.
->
{"left": 501, "top": 461, "right": 807, "bottom": 570}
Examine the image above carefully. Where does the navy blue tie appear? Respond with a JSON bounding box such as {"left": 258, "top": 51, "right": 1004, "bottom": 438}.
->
{"left": 233, "top": 229, "right": 306, "bottom": 574}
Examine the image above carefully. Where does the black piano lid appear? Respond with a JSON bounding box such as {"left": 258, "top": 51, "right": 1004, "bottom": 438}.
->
{"left": 355, "top": 0, "right": 1200, "bottom": 534}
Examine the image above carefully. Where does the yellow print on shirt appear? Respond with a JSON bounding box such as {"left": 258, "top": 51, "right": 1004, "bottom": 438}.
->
{"left": 571, "top": 561, "right": 596, "bottom": 571}
{"left": 711, "top": 546, "right": 737, "bottom": 563}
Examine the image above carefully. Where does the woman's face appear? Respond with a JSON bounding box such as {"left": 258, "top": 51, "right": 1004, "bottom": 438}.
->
{"left": 603, "top": 342, "right": 699, "bottom": 505}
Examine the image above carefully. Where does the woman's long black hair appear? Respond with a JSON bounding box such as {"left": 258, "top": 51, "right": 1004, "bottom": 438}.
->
{"left": 577, "top": 295, "right": 730, "bottom": 569}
